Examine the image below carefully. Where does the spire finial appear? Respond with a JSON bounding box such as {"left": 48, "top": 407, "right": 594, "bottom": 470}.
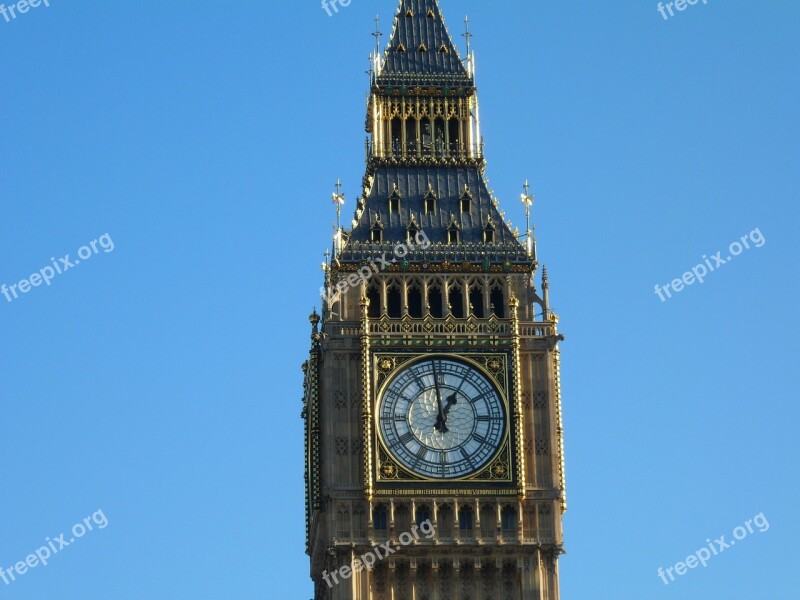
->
{"left": 332, "top": 178, "right": 345, "bottom": 227}
{"left": 463, "top": 15, "right": 473, "bottom": 56}
{"left": 372, "top": 14, "right": 382, "bottom": 56}
{"left": 331, "top": 179, "right": 345, "bottom": 258}
{"left": 521, "top": 180, "right": 534, "bottom": 256}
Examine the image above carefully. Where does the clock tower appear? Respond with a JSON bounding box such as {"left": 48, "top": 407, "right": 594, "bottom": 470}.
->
{"left": 302, "top": 1, "right": 567, "bottom": 598}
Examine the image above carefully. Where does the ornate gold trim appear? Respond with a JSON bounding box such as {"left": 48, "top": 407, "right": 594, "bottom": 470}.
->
{"left": 360, "top": 294, "right": 374, "bottom": 500}
{"left": 372, "top": 352, "right": 514, "bottom": 485}
{"left": 509, "top": 293, "right": 527, "bottom": 498}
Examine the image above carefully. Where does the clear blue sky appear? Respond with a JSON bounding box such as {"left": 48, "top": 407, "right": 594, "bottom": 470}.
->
{"left": 1, "top": 1, "right": 797, "bottom": 598}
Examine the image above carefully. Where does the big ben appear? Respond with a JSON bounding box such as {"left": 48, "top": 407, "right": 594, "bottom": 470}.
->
{"left": 302, "top": 1, "right": 567, "bottom": 598}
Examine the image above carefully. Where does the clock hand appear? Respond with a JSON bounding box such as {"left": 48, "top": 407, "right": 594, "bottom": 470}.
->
{"left": 442, "top": 393, "right": 458, "bottom": 425}
{"left": 431, "top": 360, "right": 448, "bottom": 433}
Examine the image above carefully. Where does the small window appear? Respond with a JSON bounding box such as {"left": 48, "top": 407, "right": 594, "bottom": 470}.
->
{"left": 396, "top": 43, "right": 407, "bottom": 53}
{"left": 459, "top": 507, "right": 474, "bottom": 533}
{"left": 373, "top": 506, "right": 388, "bottom": 532}
{"left": 484, "top": 221, "right": 496, "bottom": 243}
{"left": 460, "top": 185, "right": 472, "bottom": 213}
{"left": 371, "top": 227, "right": 382, "bottom": 243}
{"left": 448, "top": 228, "right": 459, "bottom": 244}
{"left": 425, "top": 196, "right": 436, "bottom": 214}
{"left": 407, "top": 223, "right": 419, "bottom": 243}
{"left": 405, "top": 8, "right": 414, "bottom": 17}
{"left": 439, "top": 44, "right": 449, "bottom": 54}
{"left": 389, "top": 185, "right": 401, "bottom": 214}
{"left": 480, "top": 505, "right": 496, "bottom": 540}
{"left": 418, "top": 43, "right": 428, "bottom": 53}
{"left": 416, "top": 505, "right": 431, "bottom": 527}
{"left": 427, "top": 8, "right": 435, "bottom": 18}
{"left": 501, "top": 507, "right": 516, "bottom": 534}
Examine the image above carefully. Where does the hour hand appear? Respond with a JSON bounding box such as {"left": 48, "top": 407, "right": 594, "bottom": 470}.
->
{"left": 442, "top": 393, "right": 457, "bottom": 423}
{"left": 433, "top": 391, "right": 449, "bottom": 433}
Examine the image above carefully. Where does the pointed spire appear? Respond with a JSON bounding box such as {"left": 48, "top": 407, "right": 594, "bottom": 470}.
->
{"left": 377, "top": 0, "right": 471, "bottom": 86}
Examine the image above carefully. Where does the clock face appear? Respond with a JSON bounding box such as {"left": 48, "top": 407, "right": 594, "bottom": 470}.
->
{"left": 378, "top": 357, "right": 506, "bottom": 479}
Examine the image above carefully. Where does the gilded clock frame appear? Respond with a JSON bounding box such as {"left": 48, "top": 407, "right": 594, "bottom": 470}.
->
{"left": 371, "top": 352, "right": 516, "bottom": 489}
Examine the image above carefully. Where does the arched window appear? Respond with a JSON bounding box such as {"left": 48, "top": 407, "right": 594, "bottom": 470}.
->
{"left": 460, "top": 186, "right": 472, "bottom": 213}
{"left": 373, "top": 505, "right": 388, "bottom": 535}
{"left": 367, "top": 285, "right": 381, "bottom": 318}
{"left": 459, "top": 506, "right": 474, "bottom": 539}
{"left": 387, "top": 284, "right": 402, "bottom": 318}
{"left": 421, "top": 118, "right": 432, "bottom": 154}
{"left": 407, "top": 220, "right": 420, "bottom": 243}
{"left": 469, "top": 286, "right": 484, "bottom": 318}
{"left": 416, "top": 504, "right": 432, "bottom": 527}
{"left": 394, "top": 504, "right": 411, "bottom": 533}
{"left": 389, "top": 187, "right": 401, "bottom": 214}
{"left": 438, "top": 504, "right": 453, "bottom": 540}
{"left": 501, "top": 506, "right": 517, "bottom": 539}
{"left": 448, "top": 226, "right": 460, "bottom": 244}
{"left": 337, "top": 505, "right": 351, "bottom": 538}
{"left": 428, "top": 286, "right": 443, "bottom": 318}
{"left": 490, "top": 286, "right": 505, "bottom": 318}
{"left": 371, "top": 216, "right": 383, "bottom": 243}
{"left": 424, "top": 187, "right": 437, "bottom": 214}
{"left": 391, "top": 118, "right": 402, "bottom": 156}
{"left": 449, "top": 285, "right": 464, "bottom": 319}
{"left": 483, "top": 221, "right": 496, "bottom": 243}
{"left": 480, "top": 505, "right": 496, "bottom": 540}
{"left": 406, "top": 118, "right": 416, "bottom": 153}
{"left": 434, "top": 117, "right": 445, "bottom": 155}
{"left": 448, "top": 118, "right": 460, "bottom": 154}
{"left": 408, "top": 284, "right": 423, "bottom": 318}
{"left": 353, "top": 507, "right": 367, "bottom": 539}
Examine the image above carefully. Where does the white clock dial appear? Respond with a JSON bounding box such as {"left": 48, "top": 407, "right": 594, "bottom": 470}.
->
{"left": 378, "top": 357, "right": 506, "bottom": 479}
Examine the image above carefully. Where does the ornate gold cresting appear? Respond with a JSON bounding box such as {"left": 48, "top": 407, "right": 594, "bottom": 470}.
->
{"left": 508, "top": 292, "right": 527, "bottom": 498}
{"left": 360, "top": 293, "right": 374, "bottom": 500}
{"left": 308, "top": 311, "right": 322, "bottom": 513}
{"left": 550, "top": 313, "right": 567, "bottom": 513}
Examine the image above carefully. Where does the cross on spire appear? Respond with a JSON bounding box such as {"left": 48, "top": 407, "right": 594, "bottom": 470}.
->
{"left": 463, "top": 15, "right": 473, "bottom": 56}
{"left": 372, "top": 14, "right": 382, "bottom": 56}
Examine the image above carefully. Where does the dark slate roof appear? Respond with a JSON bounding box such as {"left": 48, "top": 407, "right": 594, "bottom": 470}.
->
{"left": 377, "top": 0, "right": 472, "bottom": 86}
{"left": 345, "top": 166, "right": 519, "bottom": 246}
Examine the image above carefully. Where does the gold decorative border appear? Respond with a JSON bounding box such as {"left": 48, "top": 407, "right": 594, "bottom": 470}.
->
{"left": 372, "top": 352, "right": 515, "bottom": 486}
